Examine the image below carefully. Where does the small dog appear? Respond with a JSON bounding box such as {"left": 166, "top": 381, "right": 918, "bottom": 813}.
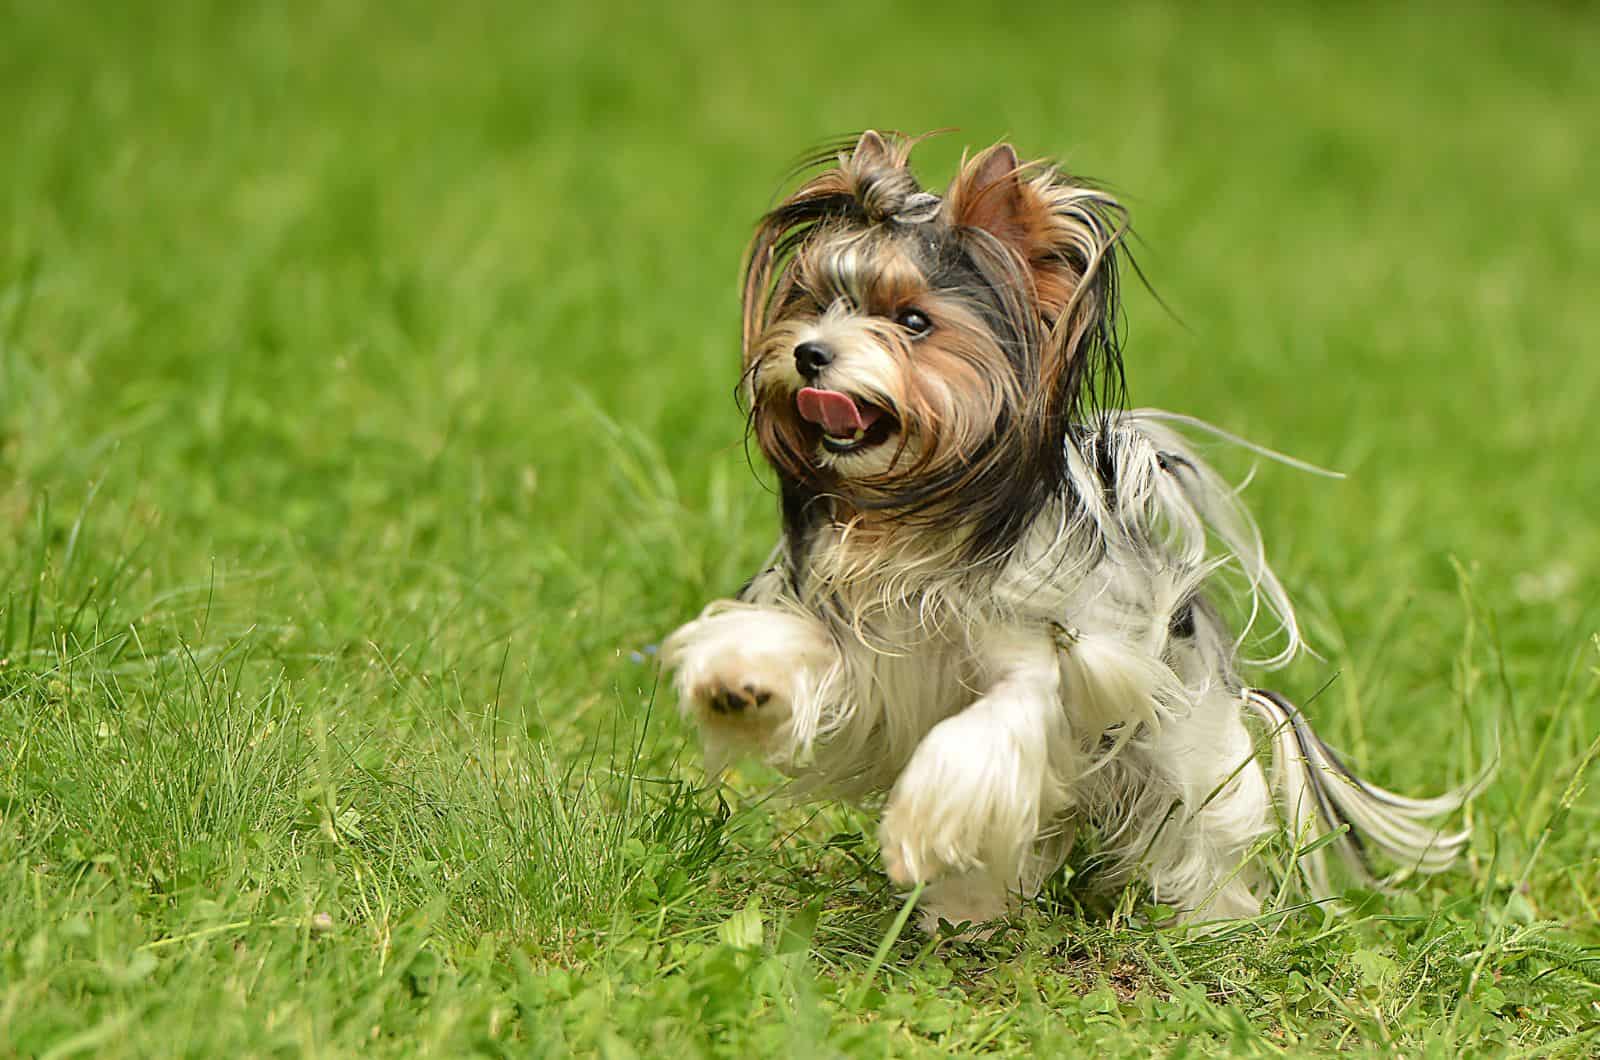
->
{"left": 663, "top": 131, "right": 1483, "bottom": 932}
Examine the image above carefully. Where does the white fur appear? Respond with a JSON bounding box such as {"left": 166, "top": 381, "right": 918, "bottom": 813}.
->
{"left": 661, "top": 412, "right": 1483, "bottom": 930}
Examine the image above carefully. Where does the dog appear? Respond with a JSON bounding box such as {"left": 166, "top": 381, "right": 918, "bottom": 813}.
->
{"left": 662, "top": 131, "right": 1485, "bottom": 932}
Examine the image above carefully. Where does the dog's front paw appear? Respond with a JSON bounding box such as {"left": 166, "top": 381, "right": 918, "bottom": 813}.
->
{"left": 915, "top": 874, "right": 1017, "bottom": 938}
{"left": 687, "top": 673, "right": 784, "bottom": 724}
{"left": 881, "top": 786, "right": 988, "bottom": 887}
{"left": 677, "top": 667, "right": 793, "bottom": 767}
{"left": 674, "top": 647, "right": 796, "bottom": 759}
{"left": 699, "top": 680, "right": 772, "bottom": 716}
{"left": 662, "top": 604, "right": 834, "bottom": 764}
{"left": 880, "top": 712, "right": 1039, "bottom": 887}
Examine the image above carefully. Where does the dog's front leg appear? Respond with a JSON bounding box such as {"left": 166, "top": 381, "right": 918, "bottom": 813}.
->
{"left": 661, "top": 601, "right": 839, "bottom": 769}
{"left": 879, "top": 627, "right": 1066, "bottom": 929}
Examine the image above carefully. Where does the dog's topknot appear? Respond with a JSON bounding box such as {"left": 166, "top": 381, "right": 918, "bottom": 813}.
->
{"left": 839, "top": 130, "right": 933, "bottom": 223}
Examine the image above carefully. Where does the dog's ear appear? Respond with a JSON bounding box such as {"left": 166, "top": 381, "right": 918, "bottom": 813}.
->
{"left": 944, "top": 143, "right": 1039, "bottom": 255}
{"left": 948, "top": 142, "right": 1129, "bottom": 419}
{"left": 945, "top": 143, "right": 1081, "bottom": 324}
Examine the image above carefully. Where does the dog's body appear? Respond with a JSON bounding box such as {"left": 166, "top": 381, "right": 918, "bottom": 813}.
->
{"left": 663, "top": 132, "right": 1480, "bottom": 931}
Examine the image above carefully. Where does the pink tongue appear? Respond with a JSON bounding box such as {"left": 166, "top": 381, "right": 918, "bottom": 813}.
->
{"left": 797, "top": 388, "right": 881, "bottom": 435}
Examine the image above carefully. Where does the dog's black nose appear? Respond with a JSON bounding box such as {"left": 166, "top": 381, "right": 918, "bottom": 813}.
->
{"left": 794, "top": 341, "right": 834, "bottom": 378}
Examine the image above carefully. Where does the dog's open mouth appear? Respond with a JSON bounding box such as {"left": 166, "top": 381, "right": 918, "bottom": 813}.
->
{"left": 797, "top": 387, "right": 895, "bottom": 454}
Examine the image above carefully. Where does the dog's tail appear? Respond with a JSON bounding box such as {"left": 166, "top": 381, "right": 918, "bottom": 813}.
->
{"left": 1244, "top": 688, "right": 1493, "bottom": 899}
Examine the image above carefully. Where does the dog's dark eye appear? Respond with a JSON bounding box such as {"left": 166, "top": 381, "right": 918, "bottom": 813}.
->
{"left": 895, "top": 307, "right": 932, "bottom": 336}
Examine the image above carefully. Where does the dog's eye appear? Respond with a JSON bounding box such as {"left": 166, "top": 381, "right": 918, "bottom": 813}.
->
{"left": 895, "top": 308, "right": 932, "bottom": 336}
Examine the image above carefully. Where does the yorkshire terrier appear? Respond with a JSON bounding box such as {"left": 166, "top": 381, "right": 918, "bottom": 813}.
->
{"left": 662, "top": 131, "right": 1484, "bottom": 932}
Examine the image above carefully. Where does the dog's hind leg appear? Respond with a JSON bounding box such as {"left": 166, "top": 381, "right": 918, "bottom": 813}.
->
{"left": 1129, "top": 686, "right": 1276, "bottom": 924}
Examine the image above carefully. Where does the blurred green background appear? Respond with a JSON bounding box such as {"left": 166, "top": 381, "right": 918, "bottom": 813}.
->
{"left": 3, "top": 1, "right": 1597, "bottom": 1054}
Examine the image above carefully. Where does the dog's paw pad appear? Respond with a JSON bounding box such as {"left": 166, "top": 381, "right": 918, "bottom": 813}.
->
{"left": 704, "top": 682, "right": 773, "bottom": 715}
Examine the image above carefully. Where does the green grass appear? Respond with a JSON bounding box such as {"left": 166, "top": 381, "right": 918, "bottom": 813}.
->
{"left": 3, "top": 0, "right": 1598, "bottom": 1054}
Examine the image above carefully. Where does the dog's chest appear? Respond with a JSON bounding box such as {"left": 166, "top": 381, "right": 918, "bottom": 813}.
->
{"left": 831, "top": 606, "right": 988, "bottom": 754}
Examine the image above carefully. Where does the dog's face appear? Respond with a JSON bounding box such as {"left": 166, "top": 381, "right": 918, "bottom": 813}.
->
{"left": 748, "top": 209, "right": 1023, "bottom": 484}
{"left": 739, "top": 132, "right": 1128, "bottom": 551}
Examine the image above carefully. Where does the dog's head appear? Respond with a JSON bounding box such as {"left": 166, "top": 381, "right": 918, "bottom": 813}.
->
{"left": 740, "top": 131, "right": 1129, "bottom": 558}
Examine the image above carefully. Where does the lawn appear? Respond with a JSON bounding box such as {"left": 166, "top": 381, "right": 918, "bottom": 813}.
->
{"left": 3, "top": 1, "right": 1598, "bottom": 1055}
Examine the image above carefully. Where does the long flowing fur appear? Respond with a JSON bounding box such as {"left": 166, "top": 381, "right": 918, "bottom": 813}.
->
{"left": 663, "top": 132, "right": 1485, "bottom": 931}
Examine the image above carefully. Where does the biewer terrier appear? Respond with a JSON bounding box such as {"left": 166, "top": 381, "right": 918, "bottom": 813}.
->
{"left": 663, "top": 131, "right": 1484, "bottom": 932}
